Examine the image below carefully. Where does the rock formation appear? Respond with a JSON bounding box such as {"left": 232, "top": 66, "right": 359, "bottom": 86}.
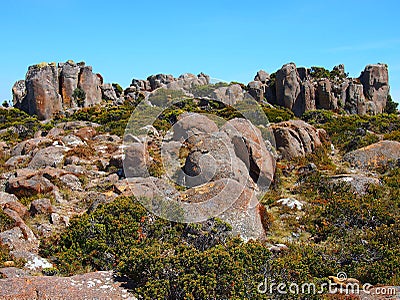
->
{"left": 13, "top": 61, "right": 105, "bottom": 120}
{"left": 249, "top": 63, "right": 390, "bottom": 116}
{"left": 271, "top": 120, "right": 329, "bottom": 160}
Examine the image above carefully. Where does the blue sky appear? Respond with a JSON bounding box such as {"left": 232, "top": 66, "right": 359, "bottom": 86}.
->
{"left": 1, "top": 0, "right": 399, "bottom": 103}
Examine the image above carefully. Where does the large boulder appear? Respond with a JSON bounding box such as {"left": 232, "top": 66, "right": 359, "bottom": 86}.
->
{"left": 101, "top": 83, "right": 118, "bottom": 101}
{"left": 343, "top": 140, "right": 400, "bottom": 170}
{"left": 172, "top": 112, "right": 219, "bottom": 141}
{"left": 15, "top": 63, "right": 62, "bottom": 120}
{"left": 180, "top": 132, "right": 249, "bottom": 187}
{"left": 59, "top": 60, "right": 81, "bottom": 108}
{"left": 78, "top": 65, "right": 102, "bottom": 106}
{"left": 345, "top": 81, "right": 367, "bottom": 115}
{"left": 6, "top": 174, "right": 55, "bottom": 198}
{"left": 28, "top": 146, "right": 66, "bottom": 169}
{"left": 359, "top": 64, "right": 389, "bottom": 114}
{"left": 221, "top": 118, "right": 275, "bottom": 189}
{"left": 272, "top": 120, "right": 328, "bottom": 160}
{"left": 275, "top": 63, "right": 303, "bottom": 116}
{"left": 11, "top": 80, "right": 26, "bottom": 107}
{"left": 12, "top": 61, "right": 105, "bottom": 119}
{"left": 212, "top": 84, "right": 245, "bottom": 106}
{"left": 317, "top": 78, "right": 337, "bottom": 110}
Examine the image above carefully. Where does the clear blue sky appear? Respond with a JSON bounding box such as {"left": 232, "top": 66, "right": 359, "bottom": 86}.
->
{"left": 1, "top": 0, "right": 399, "bottom": 103}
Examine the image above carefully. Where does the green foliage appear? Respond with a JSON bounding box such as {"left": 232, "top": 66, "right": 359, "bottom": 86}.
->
{"left": 310, "top": 66, "right": 331, "bottom": 79}
{"left": 0, "top": 107, "right": 53, "bottom": 143}
{"left": 302, "top": 110, "right": 400, "bottom": 152}
{"left": 112, "top": 83, "right": 123, "bottom": 94}
{"left": 72, "top": 88, "right": 86, "bottom": 107}
{"left": 2, "top": 100, "right": 9, "bottom": 108}
{"left": 119, "top": 239, "right": 270, "bottom": 299}
{"left": 0, "top": 210, "right": 13, "bottom": 233}
{"left": 262, "top": 105, "right": 295, "bottom": 123}
{"left": 188, "top": 82, "right": 229, "bottom": 98}
{"left": 385, "top": 94, "right": 399, "bottom": 114}
{"left": 384, "top": 129, "right": 400, "bottom": 142}
{"left": 309, "top": 66, "right": 348, "bottom": 80}
{"left": 40, "top": 197, "right": 233, "bottom": 275}
{"left": 290, "top": 168, "right": 400, "bottom": 285}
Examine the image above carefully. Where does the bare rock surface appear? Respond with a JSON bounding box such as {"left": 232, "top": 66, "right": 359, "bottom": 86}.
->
{"left": 0, "top": 271, "right": 137, "bottom": 300}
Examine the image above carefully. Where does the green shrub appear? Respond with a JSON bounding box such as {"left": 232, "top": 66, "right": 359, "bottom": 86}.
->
{"left": 310, "top": 66, "right": 331, "bottom": 79}
{"left": 262, "top": 105, "right": 295, "bottom": 123}
{"left": 72, "top": 88, "right": 86, "bottom": 107}
{"left": 301, "top": 110, "right": 400, "bottom": 152}
{"left": 385, "top": 95, "right": 399, "bottom": 114}
{"left": 0, "top": 108, "right": 54, "bottom": 143}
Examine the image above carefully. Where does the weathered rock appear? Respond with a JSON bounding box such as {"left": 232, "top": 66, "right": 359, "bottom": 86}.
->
{"left": 61, "top": 135, "right": 84, "bottom": 147}
{"left": 221, "top": 118, "right": 275, "bottom": 189}
{"left": 148, "top": 73, "right": 175, "bottom": 90}
{"left": 101, "top": 83, "right": 118, "bottom": 101}
{"left": 212, "top": 84, "right": 244, "bottom": 106}
{"left": 15, "top": 63, "right": 62, "bottom": 120}
{"left": 4, "top": 155, "right": 30, "bottom": 168}
{"left": 13, "top": 61, "right": 106, "bottom": 119}
{"left": 78, "top": 65, "right": 102, "bottom": 106}
{"left": 181, "top": 132, "right": 249, "bottom": 188}
{"left": 275, "top": 63, "right": 303, "bottom": 116}
{"left": 29, "top": 198, "right": 54, "bottom": 216}
{"left": 50, "top": 213, "right": 70, "bottom": 227}
{"left": 247, "top": 80, "right": 265, "bottom": 102}
{"left": 11, "top": 80, "right": 26, "bottom": 107}
{"left": 75, "top": 126, "right": 97, "bottom": 140}
{"left": 329, "top": 174, "right": 380, "bottom": 195}
{"left": 317, "top": 78, "right": 337, "bottom": 110}
{"left": 0, "top": 192, "right": 29, "bottom": 219}
{"left": 345, "top": 81, "right": 367, "bottom": 115}
{"left": 59, "top": 60, "right": 81, "bottom": 108}
{"left": 6, "top": 174, "right": 55, "bottom": 198}
{"left": 122, "top": 143, "right": 150, "bottom": 178}
{"left": 28, "top": 146, "right": 66, "bottom": 169}
{"left": 301, "top": 80, "right": 316, "bottom": 111}
{"left": 0, "top": 192, "right": 19, "bottom": 206}
{"left": 182, "top": 180, "right": 266, "bottom": 241}
{"left": 46, "top": 127, "right": 65, "bottom": 138}
{"left": 0, "top": 209, "right": 38, "bottom": 249}
{"left": 343, "top": 140, "right": 400, "bottom": 170}
{"left": 254, "top": 70, "right": 270, "bottom": 83}
{"left": 0, "top": 267, "right": 29, "bottom": 279}
{"left": 172, "top": 112, "right": 219, "bottom": 141}
{"left": 272, "top": 120, "right": 327, "bottom": 160}
{"left": 359, "top": 64, "right": 389, "bottom": 114}
{"left": 11, "top": 137, "right": 52, "bottom": 157}
{"left": 2, "top": 201, "right": 28, "bottom": 219}
{"left": 59, "top": 174, "right": 82, "bottom": 191}
{"left": 0, "top": 271, "right": 137, "bottom": 300}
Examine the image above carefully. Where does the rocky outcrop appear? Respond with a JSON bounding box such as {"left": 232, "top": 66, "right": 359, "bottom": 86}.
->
{"left": 359, "top": 63, "right": 389, "bottom": 114}
{"left": 15, "top": 63, "right": 62, "bottom": 120}
{"left": 343, "top": 140, "right": 400, "bottom": 170}
{"left": 275, "top": 63, "right": 303, "bottom": 116}
{"left": 78, "top": 65, "right": 103, "bottom": 106}
{"left": 248, "top": 63, "right": 390, "bottom": 116}
{"left": 13, "top": 61, "right": 105, "bottom": 120}
{"left": 271, "top": 120, "right": 328, "bottom": 160}
{"left": 126, "top": 72, "right": 210, "bottom": 95}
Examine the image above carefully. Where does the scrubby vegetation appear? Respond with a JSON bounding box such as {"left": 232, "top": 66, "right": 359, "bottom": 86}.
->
{"left": 0, "top": 108, "right": 53, "bottom": 143}
{"left": 302, "top": 110, "right": 400, "bottom": 152}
